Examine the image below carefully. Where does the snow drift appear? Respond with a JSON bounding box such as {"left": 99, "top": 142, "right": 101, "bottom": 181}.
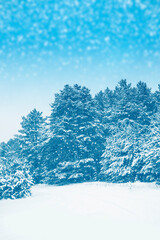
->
{"left": 0, "top": 182, "right": 160, "bottom": 240}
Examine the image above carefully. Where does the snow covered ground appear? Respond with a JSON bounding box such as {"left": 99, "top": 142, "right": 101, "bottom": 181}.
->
{"left": 0, "top": 182, "right": 160, "bottom": 240}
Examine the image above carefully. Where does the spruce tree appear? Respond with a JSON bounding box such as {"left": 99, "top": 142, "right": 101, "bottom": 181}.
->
{"left": 0, "top": 140, "right": 33, "bottom": 200}
{"left": 18, "top": 109, "right": 47, "bottom": 183}
{"left": 47, "top": 84, "right": 105, "bottom": 184}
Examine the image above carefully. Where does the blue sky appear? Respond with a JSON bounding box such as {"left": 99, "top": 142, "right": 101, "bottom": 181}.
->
{"left": 0, "top": 0, "right": 160, "bottom": 141}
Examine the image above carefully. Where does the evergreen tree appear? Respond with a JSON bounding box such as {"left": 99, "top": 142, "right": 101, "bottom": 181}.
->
{"left": 1, "top": 80, "right": 160, "bottom": 200}
{"left": 46, "top": 84, "right": 105, "bottom": 184}
{"left": 19, "top": 109, "right": 47, "bottom": 183}
{"left": 135, "top": 81, "right": 157, "bottom": 125}
{"left": 0, "top": 141, "right": 33, "bottom": 200}
{"left": 133, "top": 113, "right": 160, "bottom": 183}
{"left": 100, "top": 119, "right": 148, "bottom": 182}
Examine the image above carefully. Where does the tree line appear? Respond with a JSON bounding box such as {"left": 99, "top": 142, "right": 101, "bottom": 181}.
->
{"left": 1, "top": 80, "right": 160, "bottom": 200}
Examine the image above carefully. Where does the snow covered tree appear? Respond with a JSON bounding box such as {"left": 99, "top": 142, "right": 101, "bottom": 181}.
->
{"left": 0, "top": 141, "right": 33, "bottom": 200}
{"left": 45, "top": 84, "right": 105, "bottom": 184}
{"left": 45, "top": 158, "right": 96, "bottom": 185}
{"left": 113, "top": 80, "right": 135, "bottom": 120}
{"left": 136, "top": 81, "right": 157, "bottom": 114}
{"left": 19, "top": 109, "right": 47, "bottom": 183}
{"left": 134, "top": 81, "right": 157, "bottom": 125}
{"left": 1, "top": 80, "right": 160, "bottom": 197}
{"left": 132, "top": 114, "right": 160, "bottom": 183}
{"left": 100, "top": 119, "right": 148, "bottom": 182}
{"left": 96, "top": 80, "right": 156, "bottom": 126}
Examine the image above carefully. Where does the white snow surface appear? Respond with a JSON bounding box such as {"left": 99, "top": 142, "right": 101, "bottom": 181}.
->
{"left": 0, "top": 182, "right": 160, "bottom": 240}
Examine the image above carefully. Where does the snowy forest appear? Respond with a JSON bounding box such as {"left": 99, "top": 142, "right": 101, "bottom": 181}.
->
{"left": 1, "top": 79, "right": 160, "bottom": 200}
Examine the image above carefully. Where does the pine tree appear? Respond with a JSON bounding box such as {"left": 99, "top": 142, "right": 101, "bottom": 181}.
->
{"left": 100, "top": 119, "right": 148, "bottom": 182}
{"left": 133, "top": 113, "right": 160, "bottom": 183}
{"left": 18, "top": 109, "right": 47, "bottom": 183}
{"left": 135, "top": 81, "right": 157, "bottom": 125}
{"left": 0, "top": 141, "right": 33, "bottom": 200}
{"left": 1, "top": 80, "right": 160, "bottom": 198}
{"left": 46, "top": 84, "right": 105, "bottom": 184}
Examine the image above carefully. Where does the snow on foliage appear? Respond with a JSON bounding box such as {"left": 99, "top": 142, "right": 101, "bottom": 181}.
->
{"left": 1, "top": 80, "right": 160, "bottom": 200}
{"left": 0, "top": 157, "right": 33, "bottom": 200}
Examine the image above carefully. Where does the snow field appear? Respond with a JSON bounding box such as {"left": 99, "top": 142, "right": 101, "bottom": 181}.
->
{"left": 0, "top": 182, "right": 160, "bottom": 240}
